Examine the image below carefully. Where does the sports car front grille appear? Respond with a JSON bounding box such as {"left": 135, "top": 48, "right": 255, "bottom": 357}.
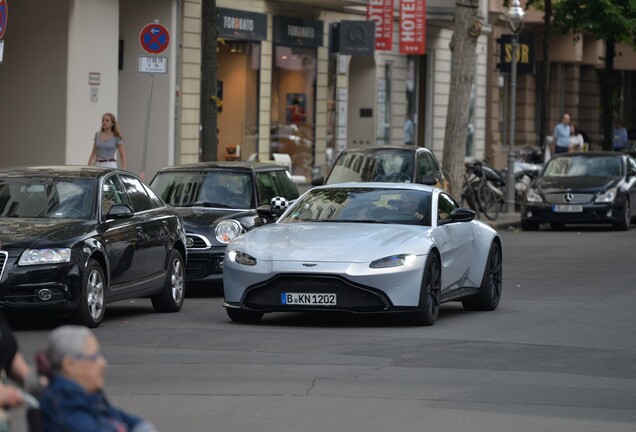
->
{"left": 545, "top": 193, "right": 593, "bottom": 204}
{"left": 0, "top": 251, "right": 7, "bottom": 281}
{"left": 243, "top": 274, "right": 392, "bottom": 312}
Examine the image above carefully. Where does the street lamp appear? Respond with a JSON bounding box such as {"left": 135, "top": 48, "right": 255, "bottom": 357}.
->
{"left": 505, "top": 0, "right": 525, "bottom": 213}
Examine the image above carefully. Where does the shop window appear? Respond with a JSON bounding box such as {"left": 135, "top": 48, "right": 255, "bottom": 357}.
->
{"left": 270, "top": 45, "right": 317, "bottom": 180}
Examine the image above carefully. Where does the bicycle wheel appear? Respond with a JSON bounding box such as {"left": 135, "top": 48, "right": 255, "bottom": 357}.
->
{"left": 477, "top": 183, "right": 499, "bottom": 220}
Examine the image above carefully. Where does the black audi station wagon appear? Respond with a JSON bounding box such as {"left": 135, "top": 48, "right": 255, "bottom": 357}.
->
{"left": 0, "top": 166, "right": 187, "bottom": 327}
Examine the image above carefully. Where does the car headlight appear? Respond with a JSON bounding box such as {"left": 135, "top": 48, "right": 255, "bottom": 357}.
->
{"left": 215, "top": 220, "right": 243, "bottom": 244}
{"left": 227, "top": 250, "right": 257, "bottom": 266}
{"left": 369, "top": 254, "right": 416, "bottom": 269}
{"left": 19, "top": 248, "right": 71, "bottom": 265}
{"left": 595, "top": 187, "right": 617, "bottom": 203}
{"left": 525, "top": 188, "right": 543, "bottom": 203}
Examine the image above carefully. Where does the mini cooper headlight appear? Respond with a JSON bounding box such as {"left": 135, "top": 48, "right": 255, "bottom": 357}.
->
{"left": 525, "top": 188, "right": 543, "bottom": 203}
{"left": 19, "top": 248, "right": 71, "bottom": 265}
{"left": 595, "top": 187, "right": 617, "bottom": 203}
{"left": 227, "top": 250, "right": 257, "bottom": 266}
{"left": 215, "top": 220, "right": 243, "bottom": 244}
{"left": 369, "top": 254, "right": 416, "bottom": 269}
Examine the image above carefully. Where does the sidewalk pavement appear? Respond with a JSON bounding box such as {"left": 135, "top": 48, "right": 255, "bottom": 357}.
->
{"left": 479, "top": 212, "right": 522, "bottom": 230}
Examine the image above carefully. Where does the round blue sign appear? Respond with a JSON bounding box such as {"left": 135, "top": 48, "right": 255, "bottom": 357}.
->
{"left": 140, "top": 22, "right": 170, "bottom": 54}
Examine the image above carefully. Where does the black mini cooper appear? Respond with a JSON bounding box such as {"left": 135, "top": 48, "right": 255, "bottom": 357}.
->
{"left": 150, "top": 162, "right": 300, "bottom": 284}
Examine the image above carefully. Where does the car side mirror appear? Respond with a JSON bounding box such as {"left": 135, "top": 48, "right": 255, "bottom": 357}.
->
{"left": 419, "top": 175, "right": 438, "bottom": 186}
{"left": 106, "top": 204, "right": 134, "bottom": 219}
{"left": 450, "top": 207, "right": 476, "bottom": 223}
{"left": 311, "top": 176, "right": 324, "bottom": 186}
{"left": 256, "top": 205, "right": 273, "bottom": 218}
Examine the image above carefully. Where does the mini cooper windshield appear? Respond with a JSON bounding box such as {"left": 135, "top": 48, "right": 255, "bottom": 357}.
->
{"left": 281, "top": 187, "right": 432, "bottom": 226}
{"left": 152, "top": 171, "right": 254, "bottom": 209}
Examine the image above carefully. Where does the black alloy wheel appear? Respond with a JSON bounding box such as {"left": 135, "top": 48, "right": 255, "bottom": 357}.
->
{"left": 462, "top": 241, "right": 502, "bottom": 311}
{"left": 411, "top": 253, "right": 441, "bottom": 326}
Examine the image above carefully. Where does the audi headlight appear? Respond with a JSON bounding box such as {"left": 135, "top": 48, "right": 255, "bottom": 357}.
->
{"left": 19, "top": 248, "right": 71, "bottom": 265}
{"left": 369, "top": 254, "right": 416, "bottom": 269}
{"left": 227, "top": 250, "right": 257, "bottom": 266}
{"left": 525, "top": 188, "right": 543, "bottom": 203}
{"left": 595, "top": 187, "right": 617, "bottom": 203}
{"left": 215, "top": 220, "right": 243, "bottom": 244}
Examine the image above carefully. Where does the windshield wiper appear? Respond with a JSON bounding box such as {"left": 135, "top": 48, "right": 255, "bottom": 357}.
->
{"left": 181, "top": 202, "right": 230, "bottom": 208}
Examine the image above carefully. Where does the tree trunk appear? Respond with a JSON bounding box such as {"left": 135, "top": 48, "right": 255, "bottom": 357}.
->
{"left": 443, "top": 0, "right": 481, "bottom": 201}
{"left": 538, "top": 0, "right": 551, "bottom": 156}
{"left": 200, "top": 0, "right": 218, "bottom": 161}
{"left": 602, "top": 36, "right": 616, "bottom": 151}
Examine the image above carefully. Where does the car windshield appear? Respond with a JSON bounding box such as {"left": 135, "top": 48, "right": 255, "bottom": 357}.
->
{"left": 544, "top": 155, "right": 623, "bottom": 178}
{"left": 280, "top": 187, "right": 431, "bottom": 226}
{"left": 326, "top": 150, "right": 414, "bottom": 184}
{"left": 0, "top": 177, "right": 95, "bottom": 219}
{"left": 151, "top": 171, "right": 254, "bottom": 209}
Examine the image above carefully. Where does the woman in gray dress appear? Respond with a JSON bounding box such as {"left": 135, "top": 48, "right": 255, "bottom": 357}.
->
{"left": 87, "top": 113, "right": 127, "bottom": 169}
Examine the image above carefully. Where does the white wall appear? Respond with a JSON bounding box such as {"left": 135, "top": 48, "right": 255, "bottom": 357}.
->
{"left": 0, "top": 0, "right": 70, "bottom": 167}
{"left": 66, "top": 0, "right": 120, "bottom": 166}
{"left": 119, "top": 0, "right": 176, "bottom": 179}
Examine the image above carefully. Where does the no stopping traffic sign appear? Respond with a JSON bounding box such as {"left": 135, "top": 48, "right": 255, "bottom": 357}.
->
{"left": 0, "top": 0, "right": 8, "bottom": 40}
{"left": 140, "top": 22, "right": 170, "bottom": 54}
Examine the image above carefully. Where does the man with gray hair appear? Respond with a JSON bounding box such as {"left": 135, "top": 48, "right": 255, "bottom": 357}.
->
{"left": 38, "top": 325, "right": 157, "bottom": 432}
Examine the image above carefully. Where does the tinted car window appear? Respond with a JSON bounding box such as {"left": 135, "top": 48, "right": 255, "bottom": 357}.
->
{"left": 255, "top": 171, "right": 299, "bottom": 206}
{"left": 143, "top": 183, "right": 164, "bottom": 209}
{"left": 120, "top": 175, "right": 153, "bottom": 212}
{"left": 151, "top": 171, "right": 254, "bottom": 209}
{"left": 101, "top": 175, "right": 129, "bottom": 217}
{"left": 327, "top": 150, "right": 414, "bottom": 184}
{"left": 281, "top": 187, "right": 431, "bottom": 226}
{"left": 0, "top": 178, "right": 94, "bottom": 219}
{"left": 418, "top": 152, "right": 442, "bottom": 180}
{"left": 545, "top": 155, "right": 623, "bottom": 177}
{"left": 438, "top": 192, "right": 457, "bottom": 223}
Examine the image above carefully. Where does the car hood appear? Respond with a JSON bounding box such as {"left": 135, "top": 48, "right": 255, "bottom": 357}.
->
{"left": 536, "top": 176, "right": 619, "bottom": 193}
{"left": 230, "top": 223, "right": 431, "bottom": 262}
{"left": 0, "top": 219, "right": 93, "bottom": 249}
{"left": 176, "top": 207, "right": 255, "bottom": 229}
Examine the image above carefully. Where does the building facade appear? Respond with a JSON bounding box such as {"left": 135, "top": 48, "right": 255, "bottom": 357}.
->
{"left": 487, "top": 0, "right": 636, "bottom": 169}
{"left": 0, "top": 0, "right": 493, "bottom": 182}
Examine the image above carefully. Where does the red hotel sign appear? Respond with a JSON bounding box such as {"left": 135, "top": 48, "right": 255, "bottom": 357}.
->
{"left": 399, "top": 0, "right": 426, "bottom": 55}
{"left": 367, "top": 0, "right": 393, "bottom": 51}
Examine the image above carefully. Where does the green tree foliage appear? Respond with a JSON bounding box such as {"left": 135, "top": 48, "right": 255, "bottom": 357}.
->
{"left": 552, "top": 0, "right": 636, "bottom": 149}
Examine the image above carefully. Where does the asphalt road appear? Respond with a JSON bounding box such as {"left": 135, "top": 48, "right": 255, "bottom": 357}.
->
{"left": 8, "top": 225, "right": 636, "bottom": 432}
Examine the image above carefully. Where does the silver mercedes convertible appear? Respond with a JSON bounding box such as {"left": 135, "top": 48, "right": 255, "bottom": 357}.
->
{"left": 223, "top": 183, "right": 502, "bottom": 326}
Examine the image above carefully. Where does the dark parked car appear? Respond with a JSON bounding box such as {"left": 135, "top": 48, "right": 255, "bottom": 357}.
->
{"left": 312, "top": 146, "right": 449, "bottom": 191}
{"left": 521, "top": 152, "right": 636, "bottom": 230}
{"left": 0, "top": 166, "right": 187, "bottom": 327}
{"left": 150, "top": 162, "right": 300, "bottom": 284}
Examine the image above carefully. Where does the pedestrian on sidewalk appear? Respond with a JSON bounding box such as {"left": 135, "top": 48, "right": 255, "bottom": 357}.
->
{"left": 87, "top": 113, "right": 127, "bottom": 169}
{"left": 552, "top": 113, "right": 571, "bottom": 155}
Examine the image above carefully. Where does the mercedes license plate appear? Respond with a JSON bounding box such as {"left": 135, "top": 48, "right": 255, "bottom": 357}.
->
{"left": 281, "top": 292, "right": 337, "bottom": 306}
{"left": 553, "top": 205, "right": 583, "bottom": 213}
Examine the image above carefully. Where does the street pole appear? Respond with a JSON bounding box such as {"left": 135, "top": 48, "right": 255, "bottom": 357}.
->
{"left": 505, "top": 0, "right": 524, "bottom": 214}
{"left": 506, "top": 34, "right": 518, "bottom": 214}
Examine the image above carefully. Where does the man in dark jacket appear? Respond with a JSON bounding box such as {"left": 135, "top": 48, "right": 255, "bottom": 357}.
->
{"left": 38, "top": 325, "right": 157, "bottom": 432}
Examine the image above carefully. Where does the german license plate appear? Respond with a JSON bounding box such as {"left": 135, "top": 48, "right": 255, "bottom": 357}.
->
{"left": 553, "top": 205, "right": 582, "bottom": 213}
{"left": 281, "top": 292, "right": 337, "bottom": 306}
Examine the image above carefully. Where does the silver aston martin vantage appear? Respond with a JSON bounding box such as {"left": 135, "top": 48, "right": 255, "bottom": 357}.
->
{"left": 223, "top": 183, "right": 502, "bottom": 326}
